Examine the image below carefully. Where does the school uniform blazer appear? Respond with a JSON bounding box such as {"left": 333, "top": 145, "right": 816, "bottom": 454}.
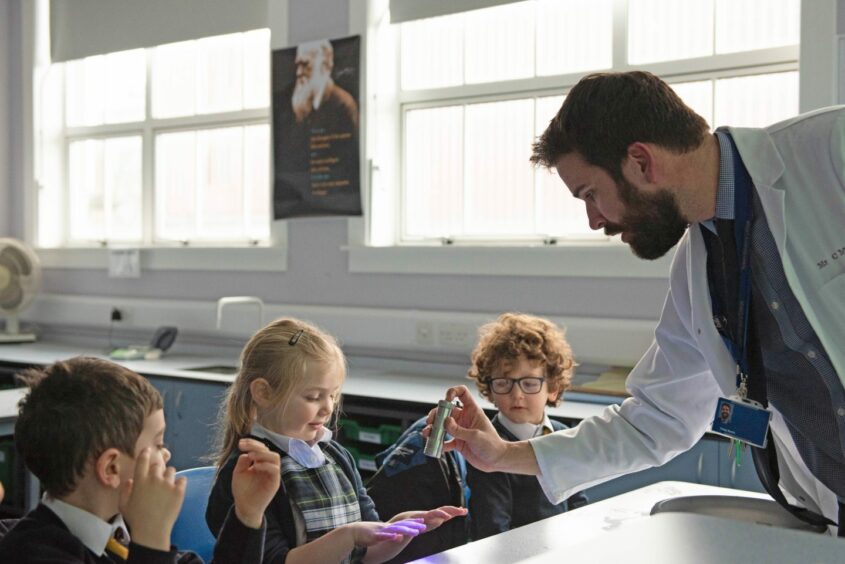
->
{"left": 531, "top": 106, "right": 845, "bottom": 524}
{"left": 467, "top": 416, "right": 587, "bottom": 540}
{"left": 0, "top": 502, "right": 264, "bottom": 564}
{"left": 206, "top": 437, "right": 379, "bottom": 564}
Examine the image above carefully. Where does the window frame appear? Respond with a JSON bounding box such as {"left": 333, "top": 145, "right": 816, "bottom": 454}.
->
{"left": 347, "top": 0, "right": 800, "bottom": 278}
{"left": 26, "top": 5, "right": 287, "bottom": 272}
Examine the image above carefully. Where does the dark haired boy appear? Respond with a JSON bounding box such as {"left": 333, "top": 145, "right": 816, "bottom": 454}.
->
{"left": 0, "top": 356, "right": 281, "bottom": 563}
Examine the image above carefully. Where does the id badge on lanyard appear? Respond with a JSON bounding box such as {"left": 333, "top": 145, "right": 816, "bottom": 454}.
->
{"left": 707, "top": 134, "right": 771, "bottom": 465}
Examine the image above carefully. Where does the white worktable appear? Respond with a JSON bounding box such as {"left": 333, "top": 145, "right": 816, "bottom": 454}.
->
{"left": 413, "top": 481, "right": 843, "bottom": 563}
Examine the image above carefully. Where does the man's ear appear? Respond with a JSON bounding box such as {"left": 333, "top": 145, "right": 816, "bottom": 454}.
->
{"left": 622, "top": 142, "right": 659, "bottom": 185}
{"left": 249, "top": 378, "right": 273, "bottom": 409}
{"left": 94, "top": 448, "right": 124, "bottom": 490}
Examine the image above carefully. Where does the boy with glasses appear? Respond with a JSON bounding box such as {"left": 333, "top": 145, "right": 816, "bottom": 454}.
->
{"left": 465, "top": 313, "right": 588, "bottom": 540}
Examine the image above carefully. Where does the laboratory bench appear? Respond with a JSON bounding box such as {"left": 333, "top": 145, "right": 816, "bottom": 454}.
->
{"left": 413, "top": 481, "right": 842, "bottom": 563}
{"left": 0, "top": 341, "right": 763, "bottom": 518}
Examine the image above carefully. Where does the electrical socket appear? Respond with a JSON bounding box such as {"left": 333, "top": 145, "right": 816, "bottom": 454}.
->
{"left": 415, "top": 321, "right": 435, "bottom": 346}
{"left": 437, "top": 322, "right": 475, "bottom": 349}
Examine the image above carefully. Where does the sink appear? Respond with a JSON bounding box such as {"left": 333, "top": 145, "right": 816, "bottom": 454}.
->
{"left": 182, "top": 364, "right": 239, "bottom": 375}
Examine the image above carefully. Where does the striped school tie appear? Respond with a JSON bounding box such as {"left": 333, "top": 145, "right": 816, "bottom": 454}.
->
{"left": 105, "top": 528, "right": 129, "bottom": 561}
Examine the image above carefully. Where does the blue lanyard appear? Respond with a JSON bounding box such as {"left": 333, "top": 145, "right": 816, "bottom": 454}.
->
{"left": 713, "top": 135, "right": 754, "bottom": 387}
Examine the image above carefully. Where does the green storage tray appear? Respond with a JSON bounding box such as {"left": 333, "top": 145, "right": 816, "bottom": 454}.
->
{"left": 340, "top": 419, "right": 402, "bottom": 446}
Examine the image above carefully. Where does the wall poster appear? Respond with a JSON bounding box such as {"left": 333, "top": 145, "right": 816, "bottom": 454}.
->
{"left": 272, "top": 35, "right": 362, "bottom": 219}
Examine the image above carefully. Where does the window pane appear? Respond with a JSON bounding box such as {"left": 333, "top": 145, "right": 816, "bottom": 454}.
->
{"left": 103, "top": 49, "right": 146, "bottom": 124}
{"left": 103, "top": 137, "right": 143, "bottom": 239}
{"left": 68, "top": 137, "right": 141, "bottom": 242}
{"left": 243, "top": 124, "right": 271, "bottom": 239}
{"left": 715, "top": 0, "right": 799, "bottom": 54}
{"left": 197, "top": 33, "right": 244, "bottom": 114}
{"left": 156, "top": 131, "right": 197, "bottom": 240}
{"left": 534, "top": 96, "right": 592, "bottom": 237}
{"left": 196, "top": 127, "right": 244, "bottom": 237}
{"left": 243, "top": 29, "right": 271, "bottom": 109}
{"left": 400, "top": 14, "right": 463, "bottom": 90}
{"left": 465, "top": 2, "right": 534, "bottom": 84}
{"left": 536, "top": 0, "right": 612, "bottom": 76}
{"left": 403, "top": 106, "right": 463, "bottom": 238}
{"left": 65, "top": 56, "right": 106, "bottom": 127}
{"left": 69, "top": 140, "right": 104, "bottom": 239}
{"left": 156, "top": 126, "right": 257, "bottom": 241}
{"left": 628, "top": 0, "right": 713, "bottom": 64}
{"left": 152, "top": 40, "right": 198, "bottom": 118}
{"left": 464, "top": 99, "right": 534, "bottom": 235}
{"left": 714, "top": 71, "right": 798, "bottom": 128}
{"left": 670, "top": 80, "right": 713, "bottom": 130}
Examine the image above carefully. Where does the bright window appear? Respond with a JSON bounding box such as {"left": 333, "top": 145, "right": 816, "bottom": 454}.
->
{"left": 37, "top": 29, "right": 272, "bottom": 248}
{"left": 369, "top": 0, "right": 800, "bottom": 247}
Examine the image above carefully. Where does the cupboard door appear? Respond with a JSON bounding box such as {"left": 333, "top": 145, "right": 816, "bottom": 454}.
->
{"left": 584, "top": 439, "right": 721, "bottom": 503}
{"left": 167, "top": 379, "right": 229, "bottom": 470}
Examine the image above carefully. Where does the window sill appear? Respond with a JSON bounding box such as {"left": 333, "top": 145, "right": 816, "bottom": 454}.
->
{"left": 345, "top": 242, "right": 673, "bottom": 278}
{"left": 36, "top": 246, "right": 287, "bottom": 272}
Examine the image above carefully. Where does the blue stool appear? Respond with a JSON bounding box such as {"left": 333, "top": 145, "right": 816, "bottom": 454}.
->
{"left": 172, "top": 466, "right": 217, "bottom": 562}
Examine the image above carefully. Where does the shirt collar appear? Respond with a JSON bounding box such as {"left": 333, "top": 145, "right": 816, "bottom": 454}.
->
{"left": 251, "top": 422, "right": 332, "bottom": 468}
{"left": 42, "top": 495, "right": 128, "bottom": 557}
{"left": 702, "top": 129, "right": 737, "bottom": 233}
{"left": 497, "top": 412, "right": 554, "bottom": 441}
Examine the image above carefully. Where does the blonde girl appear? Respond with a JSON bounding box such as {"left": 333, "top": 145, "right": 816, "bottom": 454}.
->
{"left": 206, "top": 318, "right": 465, "bottom": 564}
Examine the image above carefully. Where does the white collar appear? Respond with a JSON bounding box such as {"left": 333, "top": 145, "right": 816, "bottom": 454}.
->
{"left": 42, "top": 495, "right": 128, "bottom": 557}
{"left": 497, "top": 412, "right": 554, "bottom": 441}
{"left": 251, "top": 422, "right": 332, "bottom": 468}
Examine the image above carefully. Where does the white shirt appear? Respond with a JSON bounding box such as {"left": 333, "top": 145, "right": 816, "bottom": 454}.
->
{"left": 42, "top": 495, "right": 129, "bottom": 557}
{"left": 251, "top": 422, "right": 332, "bottom": 468}
{"left": 497, "top": 413, "right": 554, "bottom": 441}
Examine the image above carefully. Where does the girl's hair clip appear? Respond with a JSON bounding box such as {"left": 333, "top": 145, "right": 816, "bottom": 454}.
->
{"left": 288, "top": 329, "right": 304, "bottom": 346}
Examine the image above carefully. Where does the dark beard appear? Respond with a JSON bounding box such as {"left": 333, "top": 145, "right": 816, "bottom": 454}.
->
{"left": 605, "top": 179, "right": 689, "bottom": 260}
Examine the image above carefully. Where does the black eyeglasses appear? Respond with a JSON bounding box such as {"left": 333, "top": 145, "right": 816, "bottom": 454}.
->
{"left": 486, "top": 377, "right": 545, "bottom": 395}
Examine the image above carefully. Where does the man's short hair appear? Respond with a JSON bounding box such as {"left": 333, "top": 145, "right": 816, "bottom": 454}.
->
{"left": 14, "top": 357, "right": 163, "bottom": 497}
{"left": 531, "top": 71, "right": 710, "bottom": 180}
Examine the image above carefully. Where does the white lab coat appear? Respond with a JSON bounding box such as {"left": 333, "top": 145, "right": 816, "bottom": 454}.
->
{"left": 533, "top": 106, "right": 845, "bottom": 523}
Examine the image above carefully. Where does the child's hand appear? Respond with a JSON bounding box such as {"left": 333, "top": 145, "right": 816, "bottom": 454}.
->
{"left": 347, "top": 519, "right": 427, "bottom": 547}
{"left": 390, "top": 506, "right": 467, "bottom": 532}
{"left": 119, "top": 447, "right": 186, "bottom": 551}
{"left": 231, "top": 438, "right": 282, "bottom": 529}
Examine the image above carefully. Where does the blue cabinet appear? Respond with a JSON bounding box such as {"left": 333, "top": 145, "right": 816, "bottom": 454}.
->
{"left": 145, "top": 376, "right": 229, "bottom": 470}
{"left": 716, "top": 440, "right": 765, "bottom": 492}
{"left": 584, "top": 439, "right": 721, "bottom": 503}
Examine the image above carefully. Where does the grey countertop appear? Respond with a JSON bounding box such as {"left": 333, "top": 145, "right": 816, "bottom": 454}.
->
{"left": 0, "top": 341, "right": 610, "bottom": 421}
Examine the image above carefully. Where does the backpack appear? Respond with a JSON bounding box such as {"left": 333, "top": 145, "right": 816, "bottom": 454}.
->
{"left": 366, "top": 417, "right": 469, "bottom": 563}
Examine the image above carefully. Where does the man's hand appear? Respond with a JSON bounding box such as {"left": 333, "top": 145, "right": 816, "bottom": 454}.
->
{"left": 119, "top": 447, "right": 186, "bottom": 551}
{"left": 390, "top": 506, "right": 467, "bottom": 532}
{"left": 424, "top": 386, "right": 510, "bottom": 473}
{"left": 231, "top": 438, "right": 282, "bottom": 529}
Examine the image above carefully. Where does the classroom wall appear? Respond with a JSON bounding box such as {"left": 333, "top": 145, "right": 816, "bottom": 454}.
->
{"left": 2, "top": 0, "right": 843, "bottom": 354}
{"left": 0, "top": 0, "right": 14, "bottom": 235}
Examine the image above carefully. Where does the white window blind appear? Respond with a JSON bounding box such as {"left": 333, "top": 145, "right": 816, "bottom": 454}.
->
{"left": 50, "top": 0, "right": 269, "bottom": 62}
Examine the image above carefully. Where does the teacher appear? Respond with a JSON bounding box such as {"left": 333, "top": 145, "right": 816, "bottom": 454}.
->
{"left": 432, "top": 71, "right": 845, "bottom": 535}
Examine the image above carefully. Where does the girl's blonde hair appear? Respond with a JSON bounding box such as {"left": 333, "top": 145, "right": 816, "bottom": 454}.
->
{"left": 213, "top": 317, "right": 346, "bottom": 468}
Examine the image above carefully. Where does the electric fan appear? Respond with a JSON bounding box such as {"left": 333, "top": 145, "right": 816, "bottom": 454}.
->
{"left": 0, "top": 238, "right": 41, "bottom": 343}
